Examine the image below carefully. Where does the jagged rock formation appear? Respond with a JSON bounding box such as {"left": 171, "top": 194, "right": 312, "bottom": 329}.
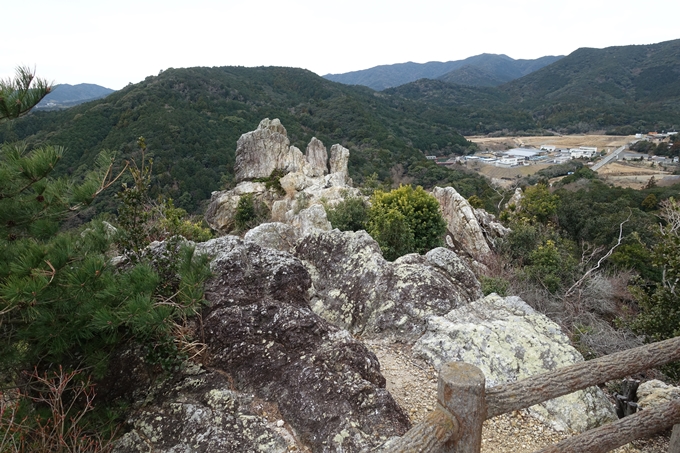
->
{"left": 506, "top": 186, "right": 524, "bottom": 209}
{"left": 295, "top": 229, "right": 483, "bottom": 341}
{"left": 413, "top": 294, "right": 617, "bottom": 433}
{"left": 206, "top": 119, "right": 359, "bottom": 234}
{"left": 197, "top": 236, "right": 410, "bottom": 451}
{"left": 434, "top": 186, "right": 508, "bottom": 261}
{"left": 305, "top": 137, "right": 328, "bottom": 177}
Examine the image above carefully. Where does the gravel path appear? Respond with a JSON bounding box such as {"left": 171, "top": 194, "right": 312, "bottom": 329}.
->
{"left": 366, "top": 339, "right": 669, "bottom": 453}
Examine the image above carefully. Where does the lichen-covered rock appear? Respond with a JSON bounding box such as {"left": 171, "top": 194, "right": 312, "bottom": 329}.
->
{"left": 474, "top": 207, "right": 511, "bottom": 246}
{"left": 112, "top": 367, "right": 296, "bottom": 453}
{"left": 244, "top": 222, "right": 298, "bottom": 253}
{"left": 413, "top": 294, "right": 616, "bottom": 433}
{"left": 234, "top": 118, "right": 294, "bottom": 182}
{"left": 204, "top": 181, "right": 275, "bottom": 233}
{"left": 433, "top": 186, "right": 492, "bottom": 260}
{"left": 305, "top": 137, "right": 328, "bottom": 177}
{"left": 194, "top": 236, "right": 410, "bottom": 452}
{"left": 328, "top": 144, "right": 351, "bottom": 187}
{"left": 294, "top": 229, "right": 482, "bottom": 341}
{"left": 637, "top": 380, "right": 680, "bottom": 409}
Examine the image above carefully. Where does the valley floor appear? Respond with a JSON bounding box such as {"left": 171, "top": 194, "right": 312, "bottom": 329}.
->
{"left": 365, "top": 339, "right": 669, "bottom": 453}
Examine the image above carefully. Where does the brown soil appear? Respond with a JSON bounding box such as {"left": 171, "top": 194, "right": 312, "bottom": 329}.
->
{"left": 366, "top": 339, "right": 669, "bottom": 453}
{"left": 467, "top": 135, "right": 636, "bottom": 152}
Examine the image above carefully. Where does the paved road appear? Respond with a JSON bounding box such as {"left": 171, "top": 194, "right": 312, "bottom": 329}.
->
{"left": 592, "top": 144, "right": 627, "bottom": 171}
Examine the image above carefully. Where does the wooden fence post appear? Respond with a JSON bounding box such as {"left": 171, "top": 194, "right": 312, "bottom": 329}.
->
{"left": 438, "top": 362, "right": 486, "bottom": 453}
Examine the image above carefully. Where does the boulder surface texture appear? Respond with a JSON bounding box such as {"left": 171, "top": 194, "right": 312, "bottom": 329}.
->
{"left": 413, "top": 294, "right": 617, "bottom": 433}
{"left": 295, "top": 229, "right": 482, "bottom": 341}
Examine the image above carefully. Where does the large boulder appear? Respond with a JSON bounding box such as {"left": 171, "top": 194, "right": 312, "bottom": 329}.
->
{"left": 193, "top": 236, "right": 410, "bottom": 452}
{"left": 244, "top": 222, "right": 298, "bottom": 253}
{"left": 433, "top": 186, "right": 492, "bottom": 261}
{"left": 294, "top": 229, "right": 482, "bottom": 341}
{"left": 234, "top": 118, "right": 298, "bottom": 182}
{"left": 413, "top": 294, "right": 617, "bottom": 433}
{"left": 328, "top": 144, "right": 352, "bottom": 187}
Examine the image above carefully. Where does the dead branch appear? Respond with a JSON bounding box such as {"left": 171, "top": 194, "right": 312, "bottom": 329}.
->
{"left": 564, "top": 210, "right": 631, "bottom": 298}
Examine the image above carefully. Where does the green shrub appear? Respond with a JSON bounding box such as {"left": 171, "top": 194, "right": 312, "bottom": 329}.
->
{"left": 325, "top": 196, "right": 369, "bottom": 231}
{"left": 480, "top": 276, "right": 510, "bottom": 296}
{"left": 368, "top": 185, "right": 446, "bottom": 260}
{"left": 234, "top": 193, "right": 270, "bottom": 232}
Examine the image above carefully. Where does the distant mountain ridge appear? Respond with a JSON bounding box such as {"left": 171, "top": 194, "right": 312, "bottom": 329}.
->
{"left": 36, "top": 83, "right": 115, "bottom": 110}
{"left": 385, "top": 39, "right": 680, "bottom": 135}
{"left": 323, "top": 54, "right": 563, "bottom": 90}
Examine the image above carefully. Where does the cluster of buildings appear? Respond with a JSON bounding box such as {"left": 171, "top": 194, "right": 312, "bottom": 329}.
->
{"left": 469, "top": 146, "right": 600, "bottom": 167}
{"left": 432, "top": 145, "right": 603, "bottom": 167}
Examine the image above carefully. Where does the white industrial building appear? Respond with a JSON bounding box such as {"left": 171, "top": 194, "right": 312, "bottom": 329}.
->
{"left": 504, "top": 148, "right": 540, "bottom": 159}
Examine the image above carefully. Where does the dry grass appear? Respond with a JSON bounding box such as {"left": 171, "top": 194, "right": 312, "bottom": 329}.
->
{"left": 467, "top": 135, "right": 636, "bottom": 152}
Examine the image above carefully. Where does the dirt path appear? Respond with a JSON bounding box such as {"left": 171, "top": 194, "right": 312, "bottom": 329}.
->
{"left": 365, "top": 339, "right": 669, "bottom": 453}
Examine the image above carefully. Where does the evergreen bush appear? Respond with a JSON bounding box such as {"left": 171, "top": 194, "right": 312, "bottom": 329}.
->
{"left": 367, "top": 185, "right": 446, "bottom": 261}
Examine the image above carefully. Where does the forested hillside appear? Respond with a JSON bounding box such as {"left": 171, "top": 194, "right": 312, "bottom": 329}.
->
{"left": 387, "top": 39, "right": 680, "bottom": 134}
{"left": 1, "top": 66, "right": 489, "bottom": 214}
{"left": 323, "top": 54, "right": 562, "bottom": 90}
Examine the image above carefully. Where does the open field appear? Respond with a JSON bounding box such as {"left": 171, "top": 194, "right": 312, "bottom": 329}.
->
{"left": 597, "top": 162, "right": 679, "bottom": 189}
{"left": 466, "top": 135, "right": 636, "bottom": 152}
{"left": 470, "top": 162, "right": 553, "bottom": 181}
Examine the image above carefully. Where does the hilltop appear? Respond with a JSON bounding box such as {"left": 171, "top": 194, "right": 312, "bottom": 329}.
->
{"left": 35, "top": 83, "right": 115, "bottom": 110}
{"left": 386, "top": 39, "right": 680, "bottom": 134}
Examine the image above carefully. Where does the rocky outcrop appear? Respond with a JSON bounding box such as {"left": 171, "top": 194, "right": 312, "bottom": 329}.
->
{"left": 328, "top": 144, "right": 352, "bottom": 187}
{"left": 506, "top": 186, "right": 523, "bottom": 210}
{"left": 434, "top": 186, "right": 498, "bottom": 261}
{"left": 234, "top": 118, "right": 298, "bottom": 182}
{"left": 204, "top": 181, "right": 274, "bottom": 233}
{"left": 206, "top": 119, "right": 360, "bottom": 235}
{"left": 295, "top": 229, "right": 482, "bottom": 341}
{"left": 474, "top": 207, "right": 511, "bottom": 246}
{"left": 113, "top": 366, "right": 298, "bottom": 453}
{"left": 193, "top": 236, "right": 410, "bottom": 452}
{"left": 305, "top": 137, "right": 328, "bottom": 177}
{"left": 413, "top": 294, "right": 617, "bottom": 433}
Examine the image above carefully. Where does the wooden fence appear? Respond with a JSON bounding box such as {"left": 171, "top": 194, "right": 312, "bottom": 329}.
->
{"left": 384, "top": 336, "right": 680, "bottom": 453}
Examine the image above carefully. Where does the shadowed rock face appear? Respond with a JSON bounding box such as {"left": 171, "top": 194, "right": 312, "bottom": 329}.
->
{"left": 199, "top": 236, "right": 410, "bottom": 452}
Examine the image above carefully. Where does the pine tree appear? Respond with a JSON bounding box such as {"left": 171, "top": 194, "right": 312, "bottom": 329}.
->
{"left": 0, "top": 69, "right": 211, "bottom": 379}
{"left": 0, "top": 66, "right": 51, "bottom": 122}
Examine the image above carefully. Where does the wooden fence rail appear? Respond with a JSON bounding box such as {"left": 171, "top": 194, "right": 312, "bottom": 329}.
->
{"left": 384, "top": 335, "right": 680, "bottom": 453}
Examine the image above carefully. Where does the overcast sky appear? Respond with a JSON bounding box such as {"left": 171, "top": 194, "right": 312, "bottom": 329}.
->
{"left": 2, "top": 0, "right": 679, "bottom": 90}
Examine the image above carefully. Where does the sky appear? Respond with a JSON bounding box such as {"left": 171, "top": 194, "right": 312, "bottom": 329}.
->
{"left": 2, "top": 0, "right": 679, "bottom": 91}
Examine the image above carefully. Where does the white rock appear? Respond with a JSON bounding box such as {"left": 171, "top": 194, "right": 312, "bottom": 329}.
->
{"left": 413, "top": 294, "right": 616, "bottom": 433}
{"left": 433, "top": 186, "right": 492, "bottom": 260}
{"left": 305, "top": 137, "right": 328, "bottom": 177}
